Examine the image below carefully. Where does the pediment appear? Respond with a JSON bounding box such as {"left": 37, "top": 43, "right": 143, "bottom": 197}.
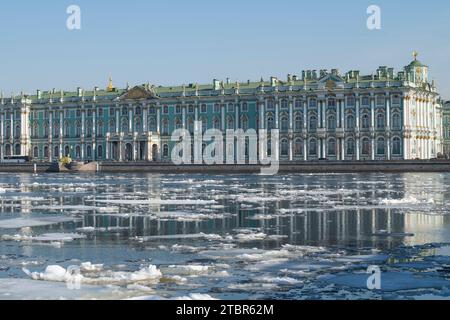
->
{"left": 119, "top": 86, "right": 158, "bottom": 100}
{"left": 317, "top": 74, "right": 345, "bottom": 91}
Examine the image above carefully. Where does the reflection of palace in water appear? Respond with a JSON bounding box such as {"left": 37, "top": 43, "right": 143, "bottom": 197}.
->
{"left": 1, "top": 173, "right": 449, "bottom": 248}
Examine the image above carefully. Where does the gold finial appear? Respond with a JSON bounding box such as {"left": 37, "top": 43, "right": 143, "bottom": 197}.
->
{"left": 107, "top": 76, "right": 114, "bottom": 92}
{"left": 413, "top": 51, "right": 418, "bottom": 61}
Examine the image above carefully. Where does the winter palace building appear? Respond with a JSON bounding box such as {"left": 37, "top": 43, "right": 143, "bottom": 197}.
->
{"left": 0, "top": 53, "right": 444, "bottom": 163}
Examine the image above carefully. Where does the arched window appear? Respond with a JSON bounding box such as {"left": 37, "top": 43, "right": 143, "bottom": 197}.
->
{"left": 175, "top": 118, "right": 182, "bottom": 130}
{"left": 362, "top": 138, "right": 370, "bottom": 155}
{"left": 377, "top": 138, "right": 385, "bottom": 155}
{"left": 347, "top": 139, "right": 355, "bottom": 156}
{"left": 54, "top": 146, "right": 59, "bottom": 158}
{"left": 64, "top": 121, "right": 70, "bottom": 138}
{"left": 392, "top": 113, "right": 401, "bottom": 130}
{"left": 107, "top": 119, "right": 115, "bottom": 133}
{"left": 294, "top": 115, "right": 302, "bottom": 131}
{"left": 33, "top": 146, "right": 38, "bottom": 158}
{"left": 122, "top": 106, "right": 128, "bottom": 116}
{"left": 75, "top": 121, "right": 81, "bottom": 137}
{"left": 87, "top": 145, "right": 92, "bottom": 158}
{"left": 187, "top": 118, "right": 194, "bottom": 134}
{"left": 15, "top": 144, "right": 21, "bottom": 156}
{"left": 328, "top": 115, "right": 336, "bottom": 130}
{"left": 44, "top": 124, "right": 49, "bottom": 138}
{"left": 227, "top": 116, "right": 234, "bottom": 130}
{"left": 281, "top": 99, "right": 289, "bottom": 109}
{"left": 393, "top": 137, "right": 401, "bottom": 155}
{"left": 294, "top": 139, "right": 303, "bottom": 156}
{"left": 135, "top": 106, "right": 141, "bottom": 115}
{"left": 309, "top": 139, "right": 317, "bottom": 156}
{"left": 14, "top": 125, "right": 21, "bottom": 139}
{"left": 134, "top": 117, "right": 142, "bottom": 132}
{"left": 267, "top": 139, "right": 272, "bottom": 157}
{"left": 121, "top": 118, "right": 129, "bottom": 133}
{"left": 97, "top": 121, "right": 104, "bottom": 137}
{"left": 281, "top": 115, "right": 289, "bottom": 131}
{"left": 75, "top": 146, "right": 81, "bottom": 159}
{"left": 227, "top": 103, "right": 235, "bottom": 113}
{"left": 377, "top": 113, "right": 385, "bottom": 129}
{"left": 213, "top": 117, "right": 220, "bottom": 130}
{"left": 65, "top": 146, "right": 70, "bottom": 157}
{"left": 53, "top": 122, "right": 60, "bottom": 138}
{"left": 86, "top": 122, "right": 92, "bottom": 137}
{"left": 267, "top": 116, "right": 275, "bottom": 130}
{"left": 241, "top": 116, "right": 249, "bottom": 131}
{"left": 200, "top": 117, "right": 207, "bottom": 133}
{"left": 33, "top": 123, "right": 38, "bottom": 138}
{"left": 346, "top": 115, "right": 355, "bottom": 129}
{"left": 163, "top": 144, "right": 169, "bottom": 157}
{"left": 362, "top": 114, "right": 370, "bottom": 129}
{"left": 149, "top": 117, "right": 157, "bottom": 132}
{"left": 5, "top": 125, "right": 11, "bottom": 139}
{"left": 162, "top": 120, "right": 169, "bottom": 135}
{"left": 281, "top": 139, "right": 289, "bottom": 156}
{"left": 309, "top": 116, "right": 317, "bottom": 131}
{"left": 328, "top": 138, "right": 336, "bottom": 156}
{"left": 98, "top": 145, "right": 103, "bottom": 159}
{"left": 44, "top": 146, "right": 49, "bottom": 158}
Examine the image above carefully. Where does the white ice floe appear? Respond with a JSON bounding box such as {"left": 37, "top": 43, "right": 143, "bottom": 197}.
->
{"left": 135, "top": 233, "right": 223, "bottom": 242}
{"left": 95, "top": 199, "right": 217, "bottom": 206}
{"left": 2, "top": 233, "right": 86, "bottom": 243}
{"left": 165, "top": 265, "right": 210, "bottom": 276}
{"left": 128, "top": 293, "right": 217, "bottom": 300}
{"left": 0, "top": 217, "right": 79, "bottom": 229}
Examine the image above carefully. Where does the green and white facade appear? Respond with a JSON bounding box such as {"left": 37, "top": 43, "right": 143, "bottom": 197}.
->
{"left": 0, "top": 55, "right": 444, "bottom": 163}
{"left": 443, "top": 101, "right": 450, "bottom": 158}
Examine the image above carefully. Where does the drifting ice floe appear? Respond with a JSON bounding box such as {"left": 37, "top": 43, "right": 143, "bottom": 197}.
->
{"left": 0, "top": 217, "right": 79, "bottom": 229}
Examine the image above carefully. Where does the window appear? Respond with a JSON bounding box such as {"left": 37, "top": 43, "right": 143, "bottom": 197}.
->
{"left": 328, "top": 99, "right": 336, "bottom": 107}
{"left": 362, "top": 138, "right": 370, "bottom": 155}
{"left": 162, "top": 120, "right": 169, "bottom": 135}
{"left": 267, "top": 99, "right": 275, "bottom": 110}
{"left": 376, "top": 96, "right": 385, "bottom": 107}
{"left": 121, "top": 118, "right": 129, "bottom": 133}
{"left": 267, "top": 116, "right": 275, "bottom": 130}
{"left": 281, "top": 116, "right": 289, "bottom": 131}
{"left": 75, "top": 121, "right": 81, "bottom": 137}
{"left": 227, "top": 103, "right": 235, "bottom": 113}
{"left": 346, "top": 115, "right": 355, "bottom": 129}
{"left": 309, "top": 139, "right": 317, "bottom": 156}
{"left": 98, "top": 146, "right": 103, "bottom": 159}
{"left": 213, "top": 117, "right": 220, "bottom": 130}
{"left": 15, "top": 144, "right": 21, "bottom": 156}
{"left": 241, "top": 116, "right": 249, "bottom": 131}
{"left": 149, "top": 107, "right": 156, "bottom": 115}
{"left": 149, "top": 117, "right": 157, "bottom": 132}
{"left": 122, "top": 107, "right": 128, "bottom": 116}
{"left": 87, "top": 109, "right": 93, "bottom": 117}
{"left": 377, "top": 138, "right": 385, "bottom": 155}
{"left": 328, "top": 138, "right": 336, "bottom": 156}
{"left": 109, "top": 108, "right": 115, "bottom": 116}
{"left": 135, "top": 106, "right": 142, "bottom": 115}
{"left": 309, "top": 116, "right": 317, "bottom": 131}
{"left": 97, "top": 121, "right": 104, "bottom": 137}
{"left": 377, "top": 113, "right": 385, "bottom": 129}
{"left": 393, "top": 137, "right": 401, "bottom": 155}
{"left": 295, "top": 100, "right": 302, "bottom": 109}
{"left": 281, "top": 139, "right": 289, "bottom": 156}
{"left": 347, "top": 97, "right": 355, "bottom": 107}
{"left": 347, "top": 139, "right": 355, "bottom": 155}
{"left": 309, "top": 99, "right": 317, "bottom": 108}
{"left": 76, "top": 109, "right": 81, "bottom": 117}
{"left": 87, "top": 145, "right": 92, "bottom": 158}
{"left": 163, "top": 105, "right": 169, "bottom": 114}
{"left": 134, "top": 117, "right": 142, "bottom": 132}
{"left": 294, "top": 115, "right": 302, "bottom": 131}
{"left": 175, "top": 105, "right": 182, "bottom": 114}
{"left": 294, "top": 139, "right": 303, "bottom": 156}
{"left": 281, "top": 99, "right": 289, "bottom": 109}
{"left": 188, "top": 118, "right": 194, "bottom": 134}
{"left": 328, "top": 115, "right": 336, "bottom": 130}
{"left": 33, "top": 146, "right": 39, "bottom": 158}
{"left": 54, "top": 146, "right": 59, "bottom": 158}
{"left": 188, "top": 105, "right": 194, "bottom": 114}
{"left": 175, "top": 118, "right": 182, "bottom": 130}
{"left": 242, "top": 102, "right": 248, "bottom": 112}
{"left": 98, "top": 108, "right": 103, "bottom": 117}
{"left": 109, "top": 120, "right": 115, "bottom": 133}
{"left": 201, "top": 104, "right": 207, "bottom": 113}
{"left": 227, "top": 116, "right": 234, "bottom": 130}
{"left": 392, "top": 113, "right": 401, "bottom": 129}
{"left": 214, "top": 103, "right": 221, "bottom": 113}
{"left": 163, "top": 144, "right": 169, "bottom": 157}
{"left": 362, "top": 96, "right": 370, "bottom": 107}
{"left": 362, "top": 114, "right": 370, "bottom": 129}
{"left": 392, "top": 95, "right": 401, "bottom": 106}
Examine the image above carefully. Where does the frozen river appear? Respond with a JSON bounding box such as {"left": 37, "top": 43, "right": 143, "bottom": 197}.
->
{"left": 1, "top": 172, "right": 450, "bottom": 300}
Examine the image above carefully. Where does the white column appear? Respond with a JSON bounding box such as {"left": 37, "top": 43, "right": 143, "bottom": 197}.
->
{"left": 371, "top": 97, "right": 375, "bottom": 160}
{"left": 0, "top": 114, "right": 4, "bottom": 160}
{"left": 59, "top": 111, "right": 63, "bottom": 159}
{"left": 129, "top": 107, "right": 133, "bottom": 133}
{"left": 115, "top": 108, "right": 120, "bottom": 134}
{"left": 275, "top": 99, "right": 279, "bottom": 129}
{"left": 221, "top": 103, "right": 226, "bottom": 131}
{"left": 156, "top": 106, "right": 161, "bottom": 133}
{"left": 143, "top": 105, "right": 148, "bottom": 132}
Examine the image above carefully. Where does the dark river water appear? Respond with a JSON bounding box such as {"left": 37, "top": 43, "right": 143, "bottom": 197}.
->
{"left": 1, "top": 172, "right": 450, "bottom": 300}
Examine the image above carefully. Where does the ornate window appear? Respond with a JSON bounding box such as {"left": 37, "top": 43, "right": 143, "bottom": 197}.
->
{"left": 267, "top": 116, "right": 275, "bottom": 130}
{"left": 294, "top": 115, "right": 302, "bottom": 131}
{"left": 281, "top": 115, "right": 289, "bottom": 131}
{"left": 376, "top": 96, "right": 385, "bottom": 107}
{"left": 362, "top": 138, "right": 370, "bottom": 155}
{"left": 377, "top": 137, "right": 385, "bottom": 155}
{"left": 75, "top": 121, "right": 82, "bottom": 137}
{"left": 162, "top": 120, "right": 169, "bottom": 135}
{"left": 393, "top": 137, "right": 401, "bottom": 155}
{"left": 346, "top": 115, "right": 355, "bottom": 129}
{"left": 347, "top": 139, "right": 355, "bottom": 155}
{"left": 392, "top": 113, "right": 401, "bottom": 130}
{"left": 213, "top": 117, "right": 220, "bottom": 130}
{"left": 309, "top": 116, "right": 317, "bottom": 131}
{"left": 227, "top": 103, "right": 235, "bottom": 113}
{"left": 309, "top": 99, "right": 317, "bottom": 108}
{"left": 98, "top": 145, "right": 103, "bottom": 159}
{"left": 281, "top": 139, "right": 289, "bottom": 156}
{"left": 175, "top": 118, "right": 182, "bottom": 130}
{"left": 281, "top": 99, "right": 289, "bottom": 109}
{"left": 201, "top": 104, "right": 207, "bottom": 113}
{"left": 328, "top": 115, "right": 336, "bottom": 130}
{"left": 227, "top": 116, "right": 235, "bottom": 130}
{"left": 362, "top": 114, "right": 370, "bottom": 129}
{"left": 241, "top": 116, "right": 249, "bottom": 131}
{"left": 109, "top": 120, "right": 115, "bottom": 133}
{"left": 163, "top": 144, "right": 169, "bottom": 157}
{"left": 377, "top": 113, "right": 385, "bottom": 129}
{"left": 309, "top": 138, "right": 317, "bottom": 156}
{"left": 121, "top": 118, "right": 129, "bottom": 133}
{"left": 242, "top": 102, "right": 248, "bottom": 112}
{"left": 214, "top": 103, "right": 221, "bottom": 113}
{"left": 294, "top": 139, "right": 303, "bottom": 156}
{"left": 328, "top": 138, "right": 336, "bottom": 156}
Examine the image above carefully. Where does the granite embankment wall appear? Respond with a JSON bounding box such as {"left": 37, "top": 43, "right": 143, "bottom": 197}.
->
{"left": 1, "top": 161, "right": 449, "bottom": 174}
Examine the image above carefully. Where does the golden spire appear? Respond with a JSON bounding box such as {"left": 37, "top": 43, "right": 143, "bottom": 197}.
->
{"left": 107, "top": 76, "right": 114, "bottom": 92}
{"left": 413, "top": 51, "right": 418, "bottom": 61}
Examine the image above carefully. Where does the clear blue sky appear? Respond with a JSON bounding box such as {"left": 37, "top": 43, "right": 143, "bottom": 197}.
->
{"left": 0, "top": 0, "right": 449, "bottom": 98}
